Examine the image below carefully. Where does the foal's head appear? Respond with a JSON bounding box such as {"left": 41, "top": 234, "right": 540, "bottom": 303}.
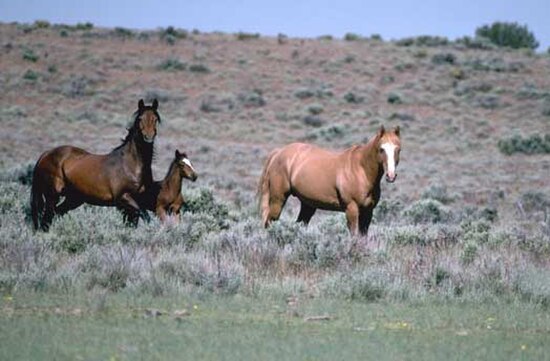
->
{"left": 376, "top": 126, "right": 401, "bottom": 183}
{"left": 135, "top": 99, "right": 161, "bottom": 143}
{"left": 174, "top": 150, "right": 198, "bottom": 182}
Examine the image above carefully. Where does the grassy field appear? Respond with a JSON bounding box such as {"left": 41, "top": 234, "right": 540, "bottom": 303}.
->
{"left": 0, "top": 21, "right": 549, "bottom": 359}
{"left": 2, "top": 293, "right": 550, "bottom": 360}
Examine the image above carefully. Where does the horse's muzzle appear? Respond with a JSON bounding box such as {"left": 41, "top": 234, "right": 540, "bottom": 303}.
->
{"left": 191, "top": 174, "right": 198, "bottom": 182}
{"left": 386, "top": 174, "right": 397, "bottom": 183}
{"left": 143, "top": 135, "right": 155, "bottom": 143}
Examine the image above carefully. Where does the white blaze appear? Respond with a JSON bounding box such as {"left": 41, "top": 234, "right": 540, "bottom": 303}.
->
{"left": 381, "top": 143, "right": 397, "bottom": 176}
{"left": 181, "top": 158, "right": 195, "bottom": 172}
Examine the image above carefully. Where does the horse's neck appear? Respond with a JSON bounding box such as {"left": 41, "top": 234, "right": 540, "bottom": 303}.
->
{"left": 119, "top": 133, "right": 154, "bottom": 184}
{"left": 161, "top": 162, "right": 183, "bottom": 197}
{"left": 358, "top": 141, "right": 384, "bottom": 183}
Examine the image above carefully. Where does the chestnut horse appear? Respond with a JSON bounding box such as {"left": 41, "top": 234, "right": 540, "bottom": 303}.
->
{"left": 31, "top": 99, "right": 161, "bottom": 231}
{"left": 259, "top": 125, "right": 401, "bottom": 235}
{"left": 132, "top": 149, "right": 198, "bottom": 222}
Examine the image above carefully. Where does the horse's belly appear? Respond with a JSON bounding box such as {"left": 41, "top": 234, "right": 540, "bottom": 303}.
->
{"left": 65, "top": 175, "right": 115, "bottom": 204}
{"left": 292, "top": 187, "right": 342, "bottom": 211}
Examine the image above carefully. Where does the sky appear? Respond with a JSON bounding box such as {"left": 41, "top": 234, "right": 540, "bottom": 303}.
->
{"left": 1, "top": 0, "right": 549, "bottom": 50}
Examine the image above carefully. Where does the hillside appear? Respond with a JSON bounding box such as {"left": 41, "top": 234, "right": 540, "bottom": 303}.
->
{"left": 1, "top": 22, "right": 549, "bottom": 216}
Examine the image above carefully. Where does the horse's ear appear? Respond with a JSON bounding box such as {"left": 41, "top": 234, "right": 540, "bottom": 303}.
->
{"left": 138, "top": 99, "right": 145, "bottom": 111}
{"left": 152, "top": 99, "right": 159, "bottom": 110}
{"left": 175, "top": 149, "right": 181, "bottom": 158}
{"left": 394, "top": 125, "right": 400, "bottom": 137}
{"left": 378, "top": 125, "right": 385, "bottom": 137}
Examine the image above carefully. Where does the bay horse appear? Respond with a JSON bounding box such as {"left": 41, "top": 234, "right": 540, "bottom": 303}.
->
{"left": 132, "top": 149, "right": 198, "bottom": 223}
{"left": 31, "top": 99, "right": 161, "bottom": 231}
{"left": 258, "top": 125, "right": 401, "bottom": 235}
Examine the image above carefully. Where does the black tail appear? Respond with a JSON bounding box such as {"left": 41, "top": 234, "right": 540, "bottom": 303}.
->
{"left": 30, "top": 163, "right": 44, "bottom": 231}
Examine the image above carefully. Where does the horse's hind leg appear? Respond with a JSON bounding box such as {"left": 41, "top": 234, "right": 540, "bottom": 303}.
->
{"left": 263, "top": 174, "right": 291, "bottom": 227}
{"left": 264, "top": 196, "right": 288, "bottom": 227}
{"left": 56, "top": 191, "right": 84, "bottom": 215}
{"left": 41, "top": 192, "right": 59, "bottom": 231}
{"left": 296, "top": 202, "right": 316, "bottom": 225}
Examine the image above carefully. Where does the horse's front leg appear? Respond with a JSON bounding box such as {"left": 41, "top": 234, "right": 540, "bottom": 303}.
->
{"left": 345, "top": 202, "right": 360, "bottom": 235}
{"left": 359, "top": 207, "right": 374, "bottom": 236}
{"left": 156, "top": 205, "right": 168, "bottom": 223}
{"left": 118, "top": 192, "right": 141, "bottom": 227}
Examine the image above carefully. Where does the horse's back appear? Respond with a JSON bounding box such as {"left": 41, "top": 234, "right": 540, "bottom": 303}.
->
{"left": 38, "top": 145, "right": 90, "bottom": 167}
{"left": 265, "top": 143, "right": 344, "bottom": 209}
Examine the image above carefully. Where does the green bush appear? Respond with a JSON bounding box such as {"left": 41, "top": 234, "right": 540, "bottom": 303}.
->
{"left": 461, "top": 220, "right": 491, "bottom": 245}
{"left": 22, "top": 70, "right": 39, "bottom": 82}
{"left": 156, "top": 58, "right": 186, "bottom": 71}
{"left": 160, "top": 26, "right": 187, "bottom": 43}
{"left": 294, "top": 87, "right": 333, "bottom": 100}
{"left": 404, "top": 199, "right": 451, "bottom": 224}
{"left": 33, "top": 20, "right": 50, "bottom": 29}
{"left": 318, "top": 35, "right": 333, "bottom": 41}
{"left": 0, "top": 183, "right": 29, "bottom": 215}
{"left": 463, "top": 58, "right": 524, "bottom": 73}
{"left": 236, "top": 32, "right": 260, "bottom": 40}
{"left": 344, "top": 33, "right": 362, "bottom": 41}
{"left": 373, "top": 198, "right": 404, "bottom": 223}
{"left": 188, "top": 63, "right": 210, "bottom": 73}
{"left": 181, "top": 188, "right": 231, "bottom": 229}
{"left": 306, "top": 124, "right": 350, "bottom": 141}
{"left": 456, "top": 36, "right": 496, "bottom": 50}
{"left": 396, "top": 36, "right": 448, "bottom": 47}
{"left": 517, "top": 192, "right": 550, "bottom": 214}
{"left": 307, "top": 103, "right": 324, "bottom": 115}
{"left": 475, "top": 22, "right": 539, "bottom": 49}
{"left": 497, "top": 134, "right": 550, "bottom": 155}
{"left": 112, "top": 27, "right": 134, "bottom": 38}
{"left": 461, "top": 241, "right": 478, "bottom": 265}
{"left": 75, "top": 22, "right": 94, "bottom": 30}
{"left": 343, "top": 92, "right": 365, "bottom": 104}
{"left": 391, "top": 226, "right": 426, "bottom": 246}
{"left": 431, "top": 53, "right": 456, "bottom": 65}
{"left": 387, "top": 92, "right": 402, "bottom": 104}
{"left": 513, "top": 268, "right": 550, "bottom": 306}
{"left": 157, "top": 251, "right": 244, "bottom": 295}
{"left": 302, "top": 115, "right": 324, "bottom": 127}
{"left": 322, "top": 269, "right": 388, "bottom": 301}
{"left": 543, "top": 100, "right": 550, "bottom": 117}
{"left": 238, "top": 90, "right": 265, "bottom": 107}
{"left": 0, "top": 162, "right": 34, "bottom": 185}
{"left": 22, "top": 48, "right": 39, "bottom": 62}
{"left": 421, "top": 184, "right": 454, "bottom": 204}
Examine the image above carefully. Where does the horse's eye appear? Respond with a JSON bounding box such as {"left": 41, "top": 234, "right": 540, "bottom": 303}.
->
{"left": 379, "top": 148, "right": 384, "bottom": 154}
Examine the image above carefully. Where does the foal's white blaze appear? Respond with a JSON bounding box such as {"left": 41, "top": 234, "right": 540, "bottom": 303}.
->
{"left": 381, "top": 143, "right": 397, "bottom": 178}
{"left": 181, "top": 158, "right": 195, "bottom": 172}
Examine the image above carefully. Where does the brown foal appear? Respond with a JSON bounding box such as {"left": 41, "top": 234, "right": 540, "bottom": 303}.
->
{"left": 134, "top": 150, "right": 198, "bottom": 222}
